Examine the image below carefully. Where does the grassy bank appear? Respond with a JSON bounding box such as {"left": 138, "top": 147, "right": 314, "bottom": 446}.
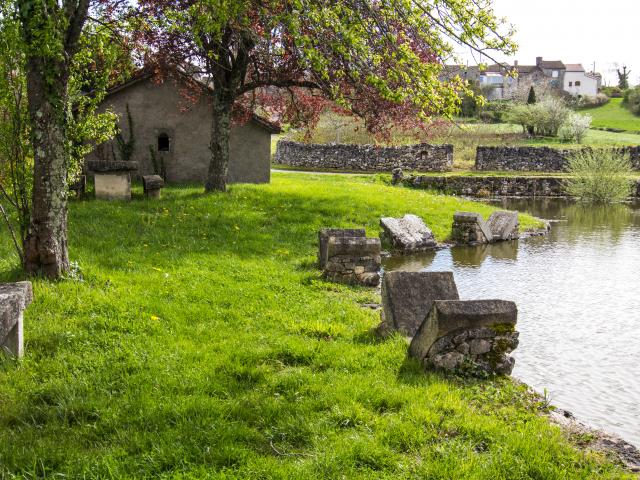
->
{"left": 0, "top": 173, "right": 631, "bottom": 478}
{"left": 581, "top": 98, "right": 640, "bottom": 132}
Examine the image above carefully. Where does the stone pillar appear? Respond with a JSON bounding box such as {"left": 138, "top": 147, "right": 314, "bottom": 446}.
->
{"left": 142, "top": 175, "right": 165, "bottom": 199}
{"left": 0, "top": 282, "right": 33, "bottom": 358}
{"left": 323, "top": 236, "right": 381, "bottom": 286}
{"left": 451, "top": 212, "right": 493, "bottom": 245}
{"left": 87, "top": 161, "right": 139, "bottom": 200}
{"left": 318, "top": 228, "right": 366, "bottom": 269}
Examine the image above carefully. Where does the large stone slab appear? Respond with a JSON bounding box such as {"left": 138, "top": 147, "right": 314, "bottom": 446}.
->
{"left": 0, "top": 282, "right": 33, "bottom": 358}
{"left": 379, "top": 271, "right": 459, "bottom": 337}
{"left": 451, "top": 212, "right": 493, "bottom": 245}
{"left": 318, "top": 228, "right": 366, "bottom": 269}
{"left": 487, "top": 211, "right": 520, "bottom": 241}
{"left": 409, "top": 300, "right": 518, "bottom": 375}
{"left": 94, "top": 173, "right": 133, "bottom": 200}
{"left": 380, "top": 214, "right": 437, "bottom": 253}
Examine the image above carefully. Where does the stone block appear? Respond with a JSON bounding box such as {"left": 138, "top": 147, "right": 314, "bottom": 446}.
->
{"left": 451, "top": 212, "right": 493, "bottom": 245}
{"left": 323, "top": 236, "right": 381, "bottom": 287}
{"left": 0, "top": 282, "right": 33, "bottom": 358}
{"left": 318, "top": 228, "right": 366, "bottom": 269}
{"left": 94, "top": 173, "right": 132, "bottom": 200}
{"left": 142, "top": 175, "right": 165, "bottom": 199}
{"left": 487, "top": 211, "right": 519, "bottom": 241}
{"left": 379, "top": 271, "right": 459, "bottom": 337}
{"left": 380, "top": 214, "right": 437, "bottom": 253}
{"left": 409, "top": 299, "right": 518, "bottom": 375}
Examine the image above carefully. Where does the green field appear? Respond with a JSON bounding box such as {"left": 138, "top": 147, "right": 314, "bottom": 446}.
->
{"left": 581, "top": 98, "right": 640, "bottom": 132}
{"left": 0, "top": 174, "right": 631, "bottom": 478}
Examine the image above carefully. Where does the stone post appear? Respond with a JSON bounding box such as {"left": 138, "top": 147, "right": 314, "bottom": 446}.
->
{"left": 0, "top": 282, "right": 33, "bottom": 358}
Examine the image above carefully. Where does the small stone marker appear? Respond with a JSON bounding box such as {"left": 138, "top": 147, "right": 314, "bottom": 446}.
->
{"left": 391, "top": 168, "right": 404, "bottom": 185}
{"left": 0, "top": 282, "right": 33, "bottom": 358}
{"left": 87, "top": 160, "right": 138, "bottom": 200}
{"left": 323, "top": 236, "right": 381, "bottom": 286}
{"left": 409, "top": 299, "right": 519, "bottom": 375}
{"left": 142, "top": 175, "right": 165, "bottom": 199}
{"left": 379, "top": 271, "right": 459, "bottom": 337}
{"left": 487, "top": 211, "right": 520, "bottom": 241}
{"left": 318, "top": 228, "right": 366, "bottom": 269}
{"left": 380, "top": 214, "right": 437, "bottom": 253}
{"left": 451, "top": 212, "right": 493, "bottom": 244}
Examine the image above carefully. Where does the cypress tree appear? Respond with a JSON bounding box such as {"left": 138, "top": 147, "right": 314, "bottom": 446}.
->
{"left": 527, "top": 86, "right": 537, "bottom": 104}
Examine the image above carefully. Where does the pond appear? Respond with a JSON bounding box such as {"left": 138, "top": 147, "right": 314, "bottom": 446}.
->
{"left": 384, "top": 198, "right": 640, "bottom": 447}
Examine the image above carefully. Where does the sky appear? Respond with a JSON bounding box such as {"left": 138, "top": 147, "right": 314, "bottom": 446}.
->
{"left": 455, "top": 0, "right": 639, "bottom": 86}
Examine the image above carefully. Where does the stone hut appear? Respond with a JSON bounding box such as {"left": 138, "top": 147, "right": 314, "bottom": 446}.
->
{"left": 85, "top": 70, "right": 280, "bottom": 184}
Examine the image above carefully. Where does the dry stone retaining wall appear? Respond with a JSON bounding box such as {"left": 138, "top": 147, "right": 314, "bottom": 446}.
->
{"left": 476, "top": 146, "right": 640, "bottom": 172}
{"left": 408, "top": 175, "right": 568, "bottom": 197}
{"left": 275, "top": 140, "right": 454, "bottom": 172}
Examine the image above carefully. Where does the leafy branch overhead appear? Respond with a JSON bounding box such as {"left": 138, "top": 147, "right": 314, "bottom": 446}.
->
{"left": 138, "top": 0, "right": 516, "bottom": 191}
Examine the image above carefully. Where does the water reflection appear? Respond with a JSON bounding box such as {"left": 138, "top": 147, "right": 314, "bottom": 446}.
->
{"left": 384, "top": 199, "right": 640, "bottom": 446}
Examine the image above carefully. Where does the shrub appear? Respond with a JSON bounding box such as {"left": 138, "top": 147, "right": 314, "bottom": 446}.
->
{"left": 506, "top": 98, "right": 571, "bottom": 137}
{"left": 601, "top": 86, "right": 624, "bottom": 98}
{"left": 478, "top": 100, "right": 510, "bottom": 123}
{"left": 565, "top": 149, "right": 633, "bottom": 203}
{"left": 558, "top": 113, "right": 592, "bottom": 143}
{"left": 622, "top": 87, "right": 640, "bottom": 116}
{"left": 572, "top": 93, "right": 609, "bottom": 109}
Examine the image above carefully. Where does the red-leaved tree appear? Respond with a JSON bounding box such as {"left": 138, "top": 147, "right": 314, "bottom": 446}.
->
{"left": 137, "top": 0, "right": 516, "bottom": 192}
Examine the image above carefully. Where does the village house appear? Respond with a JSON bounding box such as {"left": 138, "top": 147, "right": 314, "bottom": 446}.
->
{"left": 444, "top": 56, "right": 602, "bottom": 100}
{"left": 86, "top": 71, "right": 280, "bottom": 184}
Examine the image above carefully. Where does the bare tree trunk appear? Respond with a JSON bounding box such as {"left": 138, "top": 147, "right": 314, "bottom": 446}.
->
{"left": 205, "top": 94, "right": 233, "bottom": 193}
{"left": 22, "top": 59, "right": 70, "bottom": 278}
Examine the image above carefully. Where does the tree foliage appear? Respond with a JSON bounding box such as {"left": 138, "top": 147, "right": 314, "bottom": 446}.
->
{"left": 138, "top": 0, "right": 516, "bottom": 190}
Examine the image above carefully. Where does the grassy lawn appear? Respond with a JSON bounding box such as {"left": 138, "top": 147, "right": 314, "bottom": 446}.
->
{"left": 581, "top": 98, "right": 640, "bottom": 132}
{"left": 0, "top": 173, "right": 631, "bottom": 478}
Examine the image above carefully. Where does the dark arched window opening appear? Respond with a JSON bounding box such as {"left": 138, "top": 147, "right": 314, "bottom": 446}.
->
{"left": 158, "top": 133, "right": 170, "bottom": 152}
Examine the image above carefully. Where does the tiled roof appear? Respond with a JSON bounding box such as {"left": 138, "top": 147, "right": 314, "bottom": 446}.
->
{"left": 540, "top": 60, "right": 565, "bottom": 70}
{"left": 565, "top": 64, "right": 585, "bottom": 72}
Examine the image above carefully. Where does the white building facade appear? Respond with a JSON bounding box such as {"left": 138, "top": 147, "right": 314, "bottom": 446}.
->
{"left": 564, "top": 64, "right": 599, "bottom": 97}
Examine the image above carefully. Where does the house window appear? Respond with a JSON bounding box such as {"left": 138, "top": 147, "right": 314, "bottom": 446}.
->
{"left": 552, "top": 70, "right": 559, "bottom": 78}
{"left": 575, "top": 81, "right": 581, "bottom": 86}
{"left": 569, "top": 82, "right": 573, "bottom": 87}
{"left": 157, "top": 133, "right": 170, "bottom": 152}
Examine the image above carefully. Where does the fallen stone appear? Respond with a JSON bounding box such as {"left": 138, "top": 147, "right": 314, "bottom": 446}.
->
{"left": 379, "top": 271, "right": 459, "bottom": 337}
{"left": 318, "top": 228, "right": 366, "bottom": 269}
{"left": 0, "top": 282, "right": 33, "bottom": 358}
{"left": 487, "top": 211, "right": 520, "bottom": 241}
{"left": 379, "top": 214, "right": 437, "bottom": 253}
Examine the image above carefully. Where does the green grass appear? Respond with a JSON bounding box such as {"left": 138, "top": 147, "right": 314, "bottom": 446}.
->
{"left": 581, "top": 98, "right": 640, "bottom": 132}
{"left": 0, "top": 173, "right": 631, "bottom": 478}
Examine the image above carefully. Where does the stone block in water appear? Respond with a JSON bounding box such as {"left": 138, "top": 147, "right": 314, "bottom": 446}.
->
{"left": 379, "top": 271, "right": 459, "bottom": 337}
{"left": 379, "top": 214, "right": 437, "bottom": 253}
{"left": 409, "top": 299, "right": 518, "bottom": 375}
{"left": 0, "top": 282, "right": 33, "bottom": 358}
{"left": 451, "top": 212, "right": 493, "bottom": 245}
{"left": 487, "top": 211, "right": 520, "bottom": 241}
{"left": 318, "top": 228, "right": 366, "bottom": 269}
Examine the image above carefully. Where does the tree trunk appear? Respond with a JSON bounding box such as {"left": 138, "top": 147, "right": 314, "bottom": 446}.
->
{"left": 22, "top": 59, "right": 70, "bottom": 278}
{"left": 205, "top": 94, "right": 233, "bottom": 193}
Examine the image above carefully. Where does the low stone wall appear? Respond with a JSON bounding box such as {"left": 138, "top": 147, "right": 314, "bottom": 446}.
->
{"left": 408, "top": 175, "right": 567, "bottom": 197}
{"left": 476, "top": 146, "right": 640, "bottom": 172}
{"left": 275, "top": 140, "right": 453, "bottom": 172}
{"left": 406, "top": 175, "right": 640, "bottom": 198}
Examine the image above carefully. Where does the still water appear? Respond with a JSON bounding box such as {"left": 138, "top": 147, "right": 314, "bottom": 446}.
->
{"left": 384, "top": 199, "right": 640, "bottom": 447}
